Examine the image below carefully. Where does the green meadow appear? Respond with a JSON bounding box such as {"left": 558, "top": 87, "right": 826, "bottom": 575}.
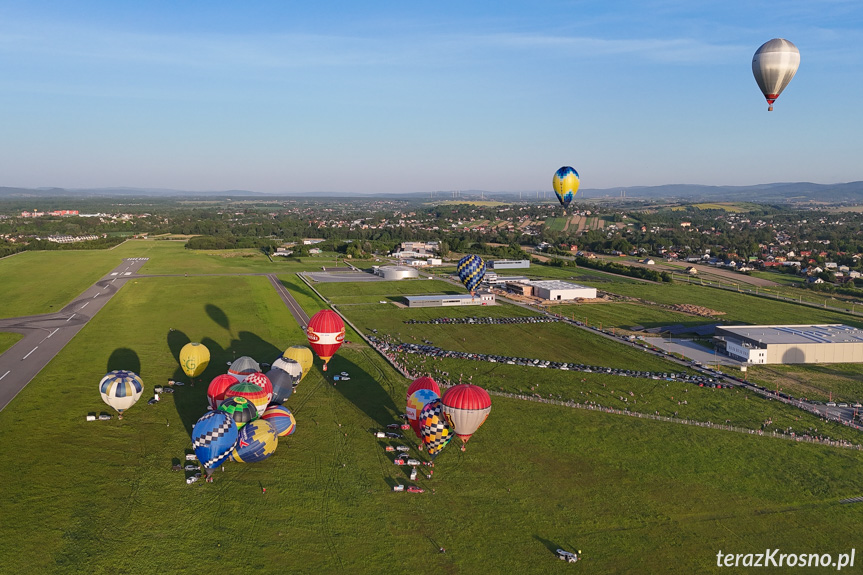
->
{"left": 0, "top": 247, "right": 862, "bottom": 574}
{"left": 0, "top": 332, "right": 23, "bottom": 355}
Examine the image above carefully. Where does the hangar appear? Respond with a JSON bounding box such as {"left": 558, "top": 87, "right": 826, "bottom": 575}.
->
{"left": 528, "top": 280, "right": 597, "bottom": 301}
{"left": 404, "top": 292, "right": 496, "bottom": 308}
{"left": 373, "top": 265, "right": 419, "bottom": 280}
{"left": 714, "top": 324, "right": 863, "bottom": 364}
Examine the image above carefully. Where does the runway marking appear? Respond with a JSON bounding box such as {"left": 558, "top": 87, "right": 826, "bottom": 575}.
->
{"left": 66, "top": 313, "right": 76, "bottom": 322}
{"left": 0, "top": 370, "right": 9, "bottom": 381}
{"left": 40, "top": 328, "right": 59, "bottom": 343}
{"left": 81, "top": 302, "right": 89, "bottom": 309}
{"left": 110, "top": 272, "right": 118, "bottom": 276}
{"left": 124, "top": 272, "right": 132, "bottom": 276}
{"left": 22, "top": 347, "right": 38, "bottom": 360}
{"left": 93, "top": 294, "right": 99, "bottom": 299}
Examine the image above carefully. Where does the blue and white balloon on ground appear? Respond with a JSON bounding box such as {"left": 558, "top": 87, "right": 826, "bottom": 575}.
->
{"left": 99, "top": 370, "right": 144, "bottom": 418}
{"left": 192, "top": 411, "right": 239, "bottom": 477}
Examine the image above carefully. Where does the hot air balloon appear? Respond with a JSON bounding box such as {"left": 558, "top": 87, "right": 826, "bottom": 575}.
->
{"left": 245, "top": 372, "right": 273, "bottom": 405}
{"left": 441, "top": 384, "right": 491, "bottom": 451}
{"left": 227, "top": 356, "right": 261, "bottom": 382}
{"left": 306, "top": 310, "right": 345, "bottom": 372}
{"left": 419, "top": 399, "right": 452, "bottom": 459}
{"left": 218, "top": 396, "right": 258, "bottom": 429}
{"left": 456, "top": 254, "right": 486, "bottom": 295}
{"left": 267, "top": 363, "right": 300, "bottom": 404}
{"left": 282, "top": 346, "right": 314, "bottom": 382}
{"left": 407, "top": 388, "right": 440, "bottom": 438}
{"left": 553, "top": 166, "right": 580, "bottom": 213}
{"left": 224, "top": 381, "right": 269, "bottom": 416}
{"left": 192, "top": 410, "right": 239, "bottom": 478}
{"left": 407, "top": 376, "right": 441, "bottom": 404}
{"left": 752, "top": 39, "right": 800, "bottom": 111}
{"left": 230, "top": 419, "right": 279, "bottom": 463}
{"left": 99, "top": 370, "right": 144, "bottom": 419}
{"left": 207, "top": 374, "right": 239, "bottom": 411}
{"left": 261, "top": 404, "right": 297, "bottom": 437}
{"left": 179, "top": 342, "right": 210, "bottom": 379}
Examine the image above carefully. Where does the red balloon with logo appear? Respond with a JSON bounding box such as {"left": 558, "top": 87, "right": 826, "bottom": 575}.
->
{"left": 306, "top": 309, "right": 345, "bottom": 372}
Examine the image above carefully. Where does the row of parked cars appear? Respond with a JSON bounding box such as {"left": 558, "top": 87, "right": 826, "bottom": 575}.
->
{"left": 403, "top": 316, "right": 557, "bottom": 326}
{"left": 372, "top": 338, "right": 725, "bottom": 385}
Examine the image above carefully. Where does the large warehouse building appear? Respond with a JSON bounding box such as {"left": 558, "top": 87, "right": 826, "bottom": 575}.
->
{"left": 714, "top": 324, "right": 863, "bottom": 364}
{"left": 490, "top": 259, "right": 530, "bottom": 269}
{"left": 404, "top": 292, "right": 496, "bottom": 308}
{"left": 528, "top": 280, "right": 597, "bottom": 301}
{"left": 373, "top": 265, "right": 419, "bottom": 280}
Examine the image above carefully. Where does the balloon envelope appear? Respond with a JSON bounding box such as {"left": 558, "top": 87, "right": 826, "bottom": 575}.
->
{"left": 441, "top": 384, "right": 492, "bottom": 445}
{"left": 224, "top": 381, "right": 269, "bottom": 416}
{"left": 407, "top": 388, "right": 440, "bottom": 438}
{"left": 192, "top": 411, "right": 238, "bottom": 476}
{"left": 261, "top": 404, "right": 297, "bottom": 437}
{"left": 306, "top": 310, "right": 345, "bottom": 370}
{"left": 207, "top": 374, "right": 239, "bottom": 411}
{"left": 407, "top": 376, "right": 441, "bottom": 404}
{"left": 99, "top": 370, "right": 144, "bottom": 415}
{"left": 218, "top": 396, "right": 258, "bottom": 429}
{"left": 553, "top": 166, "right": 580, "bottom": 209}
{"left": 267, "top": 364, "right": 300, "bottom": 404}
{"left": 179, "top": 342, "right": 210, "bottom": 378}
{"left": 227, "top": 356, "right": 261, "bottom": 382}
{"left": 456, "top": 254, "right": 486, "bottom": 294}
{"left": 245, "top": 372, "right": 273, "bottom": 405}
{"left": 420, "top": 399, "right": 452, "bottom": 459}
{"left": 752, "top": 38, "right": 800, "bottom": 111}
{"left": 230, "top": 419, "right": 279, "bottom": 463}
{"left": 282, "top": 346, "right": 314, "bottom": 382}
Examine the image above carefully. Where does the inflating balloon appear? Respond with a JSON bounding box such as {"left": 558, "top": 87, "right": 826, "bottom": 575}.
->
{"left": 752, "top": 38, "right": 800, "bottom": 111}
{"left": 441, "top": 384, "right": 491, "bottom": 450}
{"left": 267, "top": 363, "right": 300, "bottom": 404}
{"left": 230, "top": 419, "right": 279, "bottom": 463}
{"left": 245, "top": 372, "right": 273, "bottom": 405}
{"left": 261, "top": 404, "right": 296, "bottom": 437}
{"left": 419, "top": 399, "right": 452, "bottom": 459}
{"left": 99, "top": 370, "right": 144, "bottom": 419}
{"left": 218, "top": 396, "right": 258, "bottom": 429}
{"left": 306, "top": 310, "right": 345, "bottom": 372}
{"left": 282, "top": 346, "right": 314, "bottom": 382}
{"left": 179, "top": 342, "right": 210, "bottom": 378}
{"left": 224, "top": 381, "right": 269, "bottom": 416}
{"left": 456, "top": 254, "right": 486, "bottom": 295}
{"left": 407, "top": 376, "right": 441, "bottom": 404}
{"left": 207, "top": 374, "right": 239, "bottom": 411}
{"left": 227, "top": 356, "right": 260, "bottom": 382}
{"left": 407, "top": 388, "right": 440, "bottom": 438}
{"left": 192, "top": 411, "right": 238, "bottom": 477}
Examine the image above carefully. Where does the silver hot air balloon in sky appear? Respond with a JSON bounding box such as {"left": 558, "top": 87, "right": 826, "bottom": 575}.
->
{"left": 752, "top": 38, "right": 800, "bottom": 111}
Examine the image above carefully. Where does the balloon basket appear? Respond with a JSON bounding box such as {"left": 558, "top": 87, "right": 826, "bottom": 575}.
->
{"left": 323, "top": 364, "right": 328, "bottom": 372}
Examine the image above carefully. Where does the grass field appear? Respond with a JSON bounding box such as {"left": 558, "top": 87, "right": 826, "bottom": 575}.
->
{"left": 747, "top": 363, "right": 863, "bottom": 404}
{"left": 555, "top": 302, "right": 715, "bottom": 330}
{"left": 543, "top": 217, "right": 568, "bottom": 231}
{"left": 3, "top": 249, "right": 863, "bottom": 573}
{"left": 0, "top": 332, "right": 23, "bottom": 355}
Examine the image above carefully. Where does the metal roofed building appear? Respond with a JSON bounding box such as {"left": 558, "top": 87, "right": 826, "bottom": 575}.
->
{"left": 489, "top": 259, "right": 530, "bottom": 269}
{"left": 404, "top": 292, "right": 496, "bottom": 308}
{"left": 528, "top": 280, "right": 597, "bottom": 301}
{"left": 373, "top": 265, "right": 419, "bottom": 280}
{"left": 714, "top": 324, "right": 863, "bottom": 364}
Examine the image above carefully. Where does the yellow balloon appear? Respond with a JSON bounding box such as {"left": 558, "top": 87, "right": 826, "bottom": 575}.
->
{"left": 282, "top": 345, "right": 314, "bottom": 382}
{"left": 180, "top": 342, "right": 210, "bottom": 378}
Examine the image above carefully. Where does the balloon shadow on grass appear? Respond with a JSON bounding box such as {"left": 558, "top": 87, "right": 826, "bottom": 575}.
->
{"left": 322, "top": 354, "right": 400, "bottom": 429}
{"left": 533, "top": 535, "right": 562, "bottom": 556}
{"left": 106, "top": 347, "right": 141, "bottom": 374}
{"left": 206, "top": 304, "right": 232, "bottom": 335}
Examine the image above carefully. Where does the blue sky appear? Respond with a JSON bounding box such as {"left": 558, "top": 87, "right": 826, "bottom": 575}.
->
{"left": 1, "top": 1, "right": 861, "bottom": 194}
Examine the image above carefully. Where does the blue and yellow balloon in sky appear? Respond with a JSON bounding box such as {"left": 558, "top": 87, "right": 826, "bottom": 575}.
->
{"left": 552, "top": 166, "right": 580, "bottom": 212}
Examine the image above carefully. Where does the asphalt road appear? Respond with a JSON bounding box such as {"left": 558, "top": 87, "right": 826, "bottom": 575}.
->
{"left": 0, "top": 258, "right": 149, "bottom": 412}
{"left": 269, "top": 274, "right": 310, "bottom": 327}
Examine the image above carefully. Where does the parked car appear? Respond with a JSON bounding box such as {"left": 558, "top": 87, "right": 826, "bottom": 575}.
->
{"left": 400, "top": 424, "right": 411, "bottom": 430}
{"left": 395, "top": 445, "right": 410, "bottom": 452}
{"left": 407, "top": 486, "right": 424, "bottom": 493}
{"left": 406, "top": 459, "right": 421, "bottom": 466}
{"left": 385, "top": 432, "right": 401, "bottom": 438}
{"left": 384, "top": 446, "right": 395, "bottom": 452}
{"left": 556, "top": 549, "right": 579, "bottom": 563}
{"left": 386, "top": 424, "right": 401, "bottom": 429}
{"left": 394, "top": 459, "right": 406, "bottom": 466}
{"left": 392, "top": 484, "right": 404, "bottom": 492}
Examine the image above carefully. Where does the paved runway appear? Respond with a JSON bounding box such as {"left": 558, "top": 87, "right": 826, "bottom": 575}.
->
{"left": 269, "top": 274, "right": 310, "bottom": 327}
{"left": 0, "top": 258, "right": 149, "bottom": 412}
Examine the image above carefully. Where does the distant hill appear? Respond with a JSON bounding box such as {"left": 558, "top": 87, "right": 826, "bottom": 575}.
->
{"left": 3, "top": 182, "right": 863, "bottom": 202}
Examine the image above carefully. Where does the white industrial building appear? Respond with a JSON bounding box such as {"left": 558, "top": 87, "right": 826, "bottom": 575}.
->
{"left": 490, "top": 259, "right": 530, "bottom": 269}
{"left": 528, "top": 280, "right": 596, "bottom": 301}
{"left": 715, "top": 324, "right": 863, "bottom": 364}
{"left": 373, "top": 265, "right": 419, "bottom": 280}
{"left": 404, "top": 292, "right": 496, "bottom": 307}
